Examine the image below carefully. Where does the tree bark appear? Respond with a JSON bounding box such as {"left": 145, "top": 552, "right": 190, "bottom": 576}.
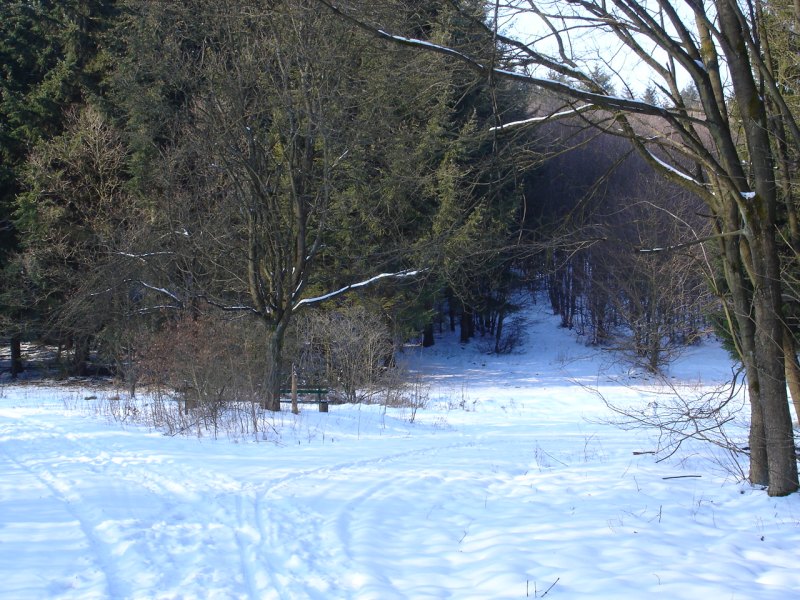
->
{"left": 494, "top": 306, "right": 506, "bottom": 354}
{"left": 460, "top": 307, "right": 473, "bottom": 343}
{"left": 719, "top": 209, "right": 769, "bottom": 487}
{"left": 422, "top": 322, "right": 435, "bottom": 347}
{"left": 782, "top": 329, "right": 800, "bottom": 427}
{"left": 291, "top": 363, "right": 298, "bottom": 415}
{"left": 10, "top": 335, "right": 24, "bottom": 378}
{"left": 264, "top": 324, "right": 288, "bottom": 412}
{"left": 71, "top": 336, "right": 91, "bottom": 377}
{"left": 718, "top": 1, "right": 798, "bottom": 496}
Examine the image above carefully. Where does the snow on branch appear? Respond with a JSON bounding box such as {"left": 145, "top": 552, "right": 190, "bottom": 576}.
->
{"left": 115, "top": 251, "right": 175, "bottom": 261}
{"left": 132, "top": 281, "right": 183, "bottom": 305}
{"left": 490, "top": 104, "right": 595, "bottom": 132}
{"left": 294, "top": 269, "right": 422, "bottom": 309}
{"left": 134, "top": 305, "right": 182, "bottom": 315}
{"left": 646, "top": 151, "right": 703, "bottom": 186}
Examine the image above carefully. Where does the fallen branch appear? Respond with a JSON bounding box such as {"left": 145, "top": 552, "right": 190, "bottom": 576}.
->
{"left": 541, "top": 577, "right": 560, "bottom": 597}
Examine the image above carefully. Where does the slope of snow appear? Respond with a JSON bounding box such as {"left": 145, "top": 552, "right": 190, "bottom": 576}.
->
{"left": 1, "top": 303, "right": 798, "bottom": 599}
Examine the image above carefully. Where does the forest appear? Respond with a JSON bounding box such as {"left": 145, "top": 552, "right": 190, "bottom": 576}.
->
{"left": 1, "top": 0, "right": 799, "bottom": 496}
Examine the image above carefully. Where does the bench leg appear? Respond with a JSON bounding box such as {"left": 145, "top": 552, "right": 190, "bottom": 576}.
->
{"left": 319, "top": 401, "right": 328, "bottom": 413}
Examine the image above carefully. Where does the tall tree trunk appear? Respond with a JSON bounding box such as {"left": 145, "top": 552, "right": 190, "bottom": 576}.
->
{"left": 71, "top": 336, "right": 91, "bottom": 377}
{"left": 749, "top": 226, "right": 798, "bottom": 495}
{"left": 719, "top": 213, "right": 769, "bottom": 487}
{"left": 494, "top": 306, "right": 506, "bottom": 354}
{"left": 719, "top": 1, "right": 798, "bottom": 496}
{"left": 460, "top": 307, "right": 474, "bottom": 343}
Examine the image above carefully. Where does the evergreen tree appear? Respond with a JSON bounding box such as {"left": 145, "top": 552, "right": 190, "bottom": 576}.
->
{"left": 1, "top": 0, "right": 116, "bottom": 374}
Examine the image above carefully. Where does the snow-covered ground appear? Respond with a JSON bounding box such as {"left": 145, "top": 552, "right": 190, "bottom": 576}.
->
{"left": 1, "top": 303, "right": 799, "bottom": 599}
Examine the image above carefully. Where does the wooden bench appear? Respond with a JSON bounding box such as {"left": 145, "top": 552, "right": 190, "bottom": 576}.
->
{"left": 279, "top": 388, "right": 329, "bottom": 412}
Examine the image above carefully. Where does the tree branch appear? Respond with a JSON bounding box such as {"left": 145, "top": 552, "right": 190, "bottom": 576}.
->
{"left": 637, "top": 229, "right": 744, "bottom": 253}
{"left": 314, "top": 0, "right": 697, "bottom": 120}
{"left": 294, "top": 269, "right": 422, "bottom": 309}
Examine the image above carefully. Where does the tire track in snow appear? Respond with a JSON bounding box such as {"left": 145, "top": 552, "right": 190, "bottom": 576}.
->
{"left": 248, "top": 490, "right": 304, "bottom": 599}
{"left": 329, "top": 468, "right": 457, "bottom": 588}
{"left": 233, "top": 493, "right": 260, "bottom": 599}
{"left": 316, "top": 441, "right": 519, "bottom": 598}
{"left": 260, "top": 441, "right": 483, "bottom": 596}
{"left": 2, "top": 406, "right": 353, "bottom": 598}
{"left": 234, "top": 491, "right": 288, "bottom": 600}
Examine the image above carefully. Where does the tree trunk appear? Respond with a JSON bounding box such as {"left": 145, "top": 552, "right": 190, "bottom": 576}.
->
{"left": 783, "top": 329, "right": 800, "bottom": 427}
{"left": 422, "top": 322, "right": 435, "bottom": 347}
{"left": 755, "top": 322, "right": 796, "bottom": 497}
{"left": 264, "top": 326, "right": 286, "bottom": 412}
{"left": 750, "top": 228, "right": 798, "bottom": 495}
{"left": 719, "top": 213, "right": 769, "bottom": 487}
{"left": 718, "top": 1, "right": 798, "bottom": 496}
{"left": 448, "top": 293, "right": 456, "bottom": 332}
{"left": 10, "top": 335, "right": 24, "bottom": 378}
{"left": 460, "top": 307, "right": 473, "bottom": 343}
{"left": 494, "top": 306, "right": 506, "bottom": 354}
{"left": 291, "top": 363, "right": 298, "bottom": 415}
{"left": 71, "top": 336, "right": 91, "bottom": 377}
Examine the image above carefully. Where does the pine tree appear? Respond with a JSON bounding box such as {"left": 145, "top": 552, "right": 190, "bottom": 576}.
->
{"left": 1, "top": 0, "right": 116, "bottom": 374}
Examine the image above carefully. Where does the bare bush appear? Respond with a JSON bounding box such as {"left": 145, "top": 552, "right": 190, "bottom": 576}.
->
{"left": 289, "top": 305, "right": 404, "bottom": 404}
{"left": 92, "top": 303, "right": 429, "bottom": 436}
{"left": 594, "top": 369, "right": 750, "bottom": 481}
{"left": 136, "top": 313, "right": 266, "bottom": 435}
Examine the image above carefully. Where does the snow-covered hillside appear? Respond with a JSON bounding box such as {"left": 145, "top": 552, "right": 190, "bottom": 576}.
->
{"left": 1, "top": 303, "right": 798, "bottom": 599}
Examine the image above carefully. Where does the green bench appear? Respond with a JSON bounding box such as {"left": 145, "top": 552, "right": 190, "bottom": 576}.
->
{"left": 279, "top": 388, "right": 329, "bottom": 412}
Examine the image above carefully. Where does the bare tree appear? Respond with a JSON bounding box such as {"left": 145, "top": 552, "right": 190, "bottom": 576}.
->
{"left": 602, "top": 174, "right": 714, "bottom": 372}
{"left": 289, "top": 304, "right": 397, "bottom": 404}
{"left": 114, "top": 1, "right": 429, "bottom": 412}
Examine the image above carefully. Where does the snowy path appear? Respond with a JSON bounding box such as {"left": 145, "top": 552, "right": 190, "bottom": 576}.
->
{"left": 2, "top": 309, "right": 800, "bottom": 599}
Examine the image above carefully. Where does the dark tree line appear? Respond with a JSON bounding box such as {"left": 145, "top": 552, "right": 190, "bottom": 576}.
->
{"left": 0, "top": 1, "right": 534, "bottom": 400}
{"left": 0, "top": 2, "right": 740, "bottom": 380}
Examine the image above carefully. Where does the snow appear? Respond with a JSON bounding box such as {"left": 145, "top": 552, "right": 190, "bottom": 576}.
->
{"left": 489, "top": 104, "right": 594, "bottom": 132}
{"left": 294, "top": 270, "right": 421, "bottom": 308}
{"left": 133, "top": 282, "right": 181, "bottom": 304}
{"left": 647, "top": 151, "right": 704, "bottom": 186}
{"left": 1, "top": 303, "right": 799, "bottom": 599}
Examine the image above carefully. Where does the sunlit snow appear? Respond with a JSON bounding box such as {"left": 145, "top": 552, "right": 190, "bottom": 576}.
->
{"left": 1, "top": 303, "right": 798, "bottom": 599}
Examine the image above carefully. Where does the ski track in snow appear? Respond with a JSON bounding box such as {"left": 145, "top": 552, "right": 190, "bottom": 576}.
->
{"left": 2, "top": 304, "right": 800, "bottom": 599}
{"left": 0, "top": 408, "right": 269, "bottom": 599}
{"left": 0, "top": 413, "right": 138, "bottom": 597}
